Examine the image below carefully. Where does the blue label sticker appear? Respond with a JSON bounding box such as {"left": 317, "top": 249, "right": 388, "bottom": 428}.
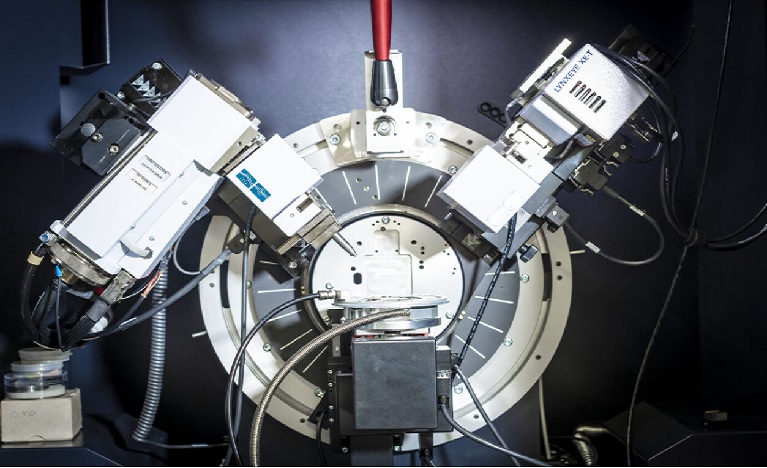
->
{"left": 235, "top": 168, "right": 271, "bottom": 202}
{"left": 236, "top": 169, "right": 257, "bottom": 187}
{"left": 250, "top": 183, "right": 271, "bottom": 202}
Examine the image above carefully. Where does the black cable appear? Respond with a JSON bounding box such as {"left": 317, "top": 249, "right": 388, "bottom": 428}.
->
{"left": 625, "top": 245, "right": 689, "bottom": 465}
{"left": 20, "top": 244, "right": 50, "bottom": 345}
{"left": 456, "top": 215, "right": 517, "bottom": 367}
{"left": 452, "top": 366, "right": 519, "bottom": 466}
{"left": 438, "top": 404, "right": 551, "bottom": 467}
{"left": 54, "top": 275, "right": 63, "bottom": 348}
{"left": 316, "top": 411, "right": 327, "bottom": 467}
{"left": 625, "top": 1, "right": 733, "bottom": 465}
{"left": 224, "top": 293, "right": 322, "bottom": 466}
{"left": 707, "top": 222, "right": 767, "bottom": 251}
{"left": 420, "top": 451, "right": 437, "bottom": 467}
{"left": 709, "top": 201, "right": 767, "bottom": 243}
{"left": 593, "top": 44, "right": 690, "bottom": 239}
{"left": 564, "top": 186, "right": 665, "bottom": 267}
{"left": 224, "top": 204, "right": 257, "bottom": 467}
{"left": 665, "top": 25, "right": 696, "bottom": 73}
{"left": 135, "top": 438, "right": 229, "bottom": 450}
{"left": 109, "top": 248, "right": 232, "bottom": 335}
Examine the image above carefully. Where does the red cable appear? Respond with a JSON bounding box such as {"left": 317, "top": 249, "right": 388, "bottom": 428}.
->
{"left": 371, "top": 0, "right": 392, "bottom": 61}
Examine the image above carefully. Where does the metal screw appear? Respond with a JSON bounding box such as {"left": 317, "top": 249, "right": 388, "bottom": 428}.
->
{"left": 328, "top": 133, "right": 341, "bottom": 145}
{"left": 613, "top": 151, "right": 620, "bottom": 157}
{"left": 151, "top": 62, "right": 163, "bottom": 70}
{"left": 328, "top": 405, "right": 334, "bottom": 411}
{"left": 425, "top": 132, "right": 437, "bottom": 143}
{"left": 620, "top": 144, "right": 627, "bottom": 150}
{"left": 327, "top": 369, "right": 333, "bottom": 374}
{"left": 315, "top": 388, "right": 325, "bottom": 398}
{"left": 503, "top": 338, "right": 513, "bottom": 347}
{"left": 182, "top": 200, "right": 188, "bottom": 205}
{"left": 551, "top": 210, "right": 558, "bottom": 216}
{"left": 328, "top": 382, "right": 334, "bottom": 388}
{"left": 394, "top": 446, "right": 402, "bottom": 452}
{"left": 446, "top": 311, "right": 455, "bottom": 319}
{"left": 263, "top": 343, "right": 272, "bottom": 352}
{"left": 341, "top": 446, "right": 348, "bottom": 454}
{"left": 39, "top": 233, "right": 51, "bottom": 243}
{"left": 116, "top": 91, "right": 125, "bottom": 99}
{"left": 381, "top": 216, "right": 390, "bottom": 224}
{"left": 521, "top": 274, "right": 530, "bottom": 283}
{"left": 148, "top": 236, "right": 155, "bottom": 241}
{"left": 374, "top": 119, "right": 393, "bottom": 136}
{"left": 246, "top": 281, "right": 252, "bottom": 289}
{"left": 109, "top": 144, "right": 120, "bottom": 154}
{"left": 325, "top": 282, "right": 334, "bottom": 290}
{"left": 454, "top": 385, "right": 464, "bottom": 394}
{"left": 448, "top": 165, "right": 458, "bottom": 175}
{"left": 288, "top": 261, "right": 298, "bottom": 269}
{"left": 91, "top": 132, "right": 103, "bottom": 142}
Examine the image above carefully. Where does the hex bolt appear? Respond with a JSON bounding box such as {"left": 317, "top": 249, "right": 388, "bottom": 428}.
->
{"left": 328, "top": 382, "right": 334, "bottom": 388}
{"left": 521, "top": 274, "right": 530, "bottom": 283}
{"left": 448, "top": 165, "right": 458, "bottom": 175}
{"left": 329, "top": 418, "right": 335, "bottom": 423}
{"left": 341, "top": 446, "right": 348, "bottom": 454}
{"left": 109, "top": 144, "right": 120, "bottom": 154}
{"left": 394, "top": 446, "right": 402, "bottom": 452}
{"left": 425, "top": 132, "right": 437, "bottom": 143}
{"left": 263, "top": 343, "right": 272, "bottom": 352}
{"left": 503, "top": 338, "right": 513, "bottom": 347}
{"left": 328, "top": 405, "right": 334, "bottom": 411}
{"left": 327, "top": 369, "right": 334, "bottom": 374}
{"left": 314, "top": 388, "right": 325, "bottom": 398}
{"left": 116, "top": 91, "right": 125, "bottom": 99}
{"left": 91, "top": 132, "right": 103, "bottom": 142}
{"left": 374, "top": 119, "right": 393, "bottom": 136}
{"left": 381, "top": 216, "right": 390, "bottom": 224}
{"left": 288, "top": 261, "right": 298, "bottom": 269}
{"left": 151, "top": 62, "right": 163, "bottom": 70}
{"left": 328, "top": 133, "right": 341, "bottom": 145}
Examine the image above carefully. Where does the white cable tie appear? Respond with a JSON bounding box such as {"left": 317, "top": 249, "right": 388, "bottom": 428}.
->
{"left": 585, "top": 242, "right": 600, "bottom": 253}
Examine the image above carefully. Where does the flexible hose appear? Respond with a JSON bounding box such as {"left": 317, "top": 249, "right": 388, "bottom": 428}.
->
{"left": 225, "top": 293, "right": 323, "bottom": 466}
{"left": 572, "top": 424, "right": 611, "bottom": 467}
{"left": 132, "top": 257, "right": 169, "bottom": 442}
{"left": 250, "top": 308, "right": 410, "bottom": 466}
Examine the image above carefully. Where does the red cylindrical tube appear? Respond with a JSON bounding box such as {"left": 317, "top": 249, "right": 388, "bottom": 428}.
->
{"left": 371, "top": 0, "right": 392, "bottom": 61}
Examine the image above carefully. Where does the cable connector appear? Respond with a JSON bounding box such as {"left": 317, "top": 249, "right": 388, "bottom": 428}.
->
{"left": 585, "top": 241, "right": 600, "bottom": 254}
{"left": 316, "top": 290, "right": 350, "bottom": 301}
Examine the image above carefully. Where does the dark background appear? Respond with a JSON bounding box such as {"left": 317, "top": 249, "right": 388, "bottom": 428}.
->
{"left": 0, "top": 0, "right": 765, "bottom": 465}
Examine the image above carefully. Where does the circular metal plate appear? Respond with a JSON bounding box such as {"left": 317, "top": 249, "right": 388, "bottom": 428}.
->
{"left": 198, "top": 111, "right": 572, "bottom": 450}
